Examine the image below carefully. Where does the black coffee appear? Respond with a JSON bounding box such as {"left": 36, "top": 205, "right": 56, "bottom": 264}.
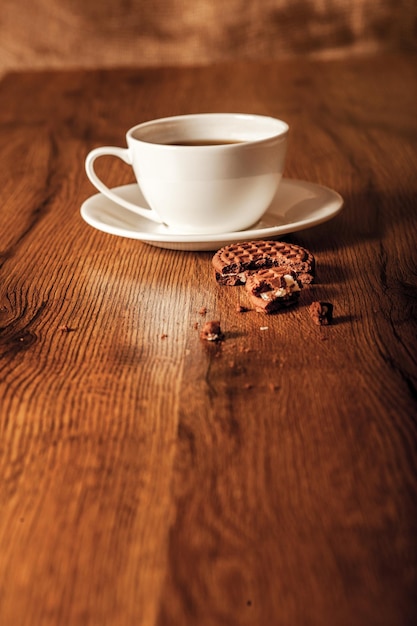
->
{"left": 166, "top": 139, "right": 246, "bottom": 146}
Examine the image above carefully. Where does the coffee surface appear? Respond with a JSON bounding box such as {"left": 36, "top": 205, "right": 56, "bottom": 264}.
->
{"left": 166, "top": 139, "right": 246, "bottom": 146}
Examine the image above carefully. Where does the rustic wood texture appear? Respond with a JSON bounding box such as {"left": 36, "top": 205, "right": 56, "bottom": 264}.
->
{"left": 0, "top": 55, "right": 417, "bottom": 626}
{"left": 1, "top": 0, "right": 417, "bottom": 78}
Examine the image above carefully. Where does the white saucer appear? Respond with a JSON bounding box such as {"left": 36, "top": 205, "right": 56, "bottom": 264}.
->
{"left": 80, "top": 179, "right": 343, "bottom": 251}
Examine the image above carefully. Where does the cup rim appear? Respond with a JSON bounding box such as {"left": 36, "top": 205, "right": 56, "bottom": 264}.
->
{"left": 127, "top": 113, "right": 289, "bottom": 147}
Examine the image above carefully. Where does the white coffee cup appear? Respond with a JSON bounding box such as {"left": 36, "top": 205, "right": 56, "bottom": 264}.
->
{"left": 85, "top": 113, "right": 289, "bottom": 235}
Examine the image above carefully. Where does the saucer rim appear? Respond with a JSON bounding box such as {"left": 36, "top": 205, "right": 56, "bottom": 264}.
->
{"left": 80, "top": 178, "right": 343, "bottom": 247}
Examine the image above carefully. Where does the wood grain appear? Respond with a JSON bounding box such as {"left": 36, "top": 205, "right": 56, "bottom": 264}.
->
{"left": 0, "top": 55, "right": 417, "bottom": 626}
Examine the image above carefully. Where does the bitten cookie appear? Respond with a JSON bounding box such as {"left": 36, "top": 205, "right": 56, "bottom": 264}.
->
{"left": 245, "top": 267, "right": 302, "bottom": 313}
{"left": 212, "top": 240, "right": 315, "bottom": 286}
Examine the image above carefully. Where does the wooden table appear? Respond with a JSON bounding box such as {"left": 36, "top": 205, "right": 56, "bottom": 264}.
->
{"left": 1, "top": 54, "right": 416, "bottom": 626}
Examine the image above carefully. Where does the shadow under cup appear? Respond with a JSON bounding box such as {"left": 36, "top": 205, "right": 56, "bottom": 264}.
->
{"left": 89, "top": 113, "right": 289, "bottom": 235}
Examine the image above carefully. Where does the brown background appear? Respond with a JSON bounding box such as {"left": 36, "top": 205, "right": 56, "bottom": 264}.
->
{"left": 1, "top": 0, "right": 416, "bottom": 76}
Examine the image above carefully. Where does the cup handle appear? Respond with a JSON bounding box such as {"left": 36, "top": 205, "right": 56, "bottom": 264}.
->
{"left": 85, "top": 146, "right": 164, "bottom": 224}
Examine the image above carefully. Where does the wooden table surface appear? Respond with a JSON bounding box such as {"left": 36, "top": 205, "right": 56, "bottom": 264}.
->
{"left": 1, "top": 54, "right": 416, "bottom": 626}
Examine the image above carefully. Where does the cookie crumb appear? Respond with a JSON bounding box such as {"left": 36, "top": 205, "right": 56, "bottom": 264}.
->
{"left": 160, "top": 333, "right": 168, "bottom": 339}
{"left": 236, "top": 304, "right": 249, "bottom": 313}
{"left": 309, "top": 301, "right": 333, "bottom": 326}
{"left": 199, "top": 307, "right": 207, "bottom": 316}
{"left": 58, "top": 324, "right": 74, "bottom": 333}
{"left": 200, "top": 320, "right": 223, "bottom": 342}
{"left": 260, "top": 326, "right": 269, "bottom": 331}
